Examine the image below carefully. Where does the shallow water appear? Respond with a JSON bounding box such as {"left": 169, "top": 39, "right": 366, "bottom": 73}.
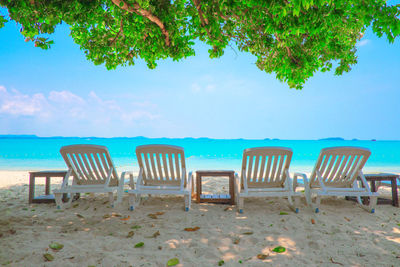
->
{"left": 1, "top": 137, "right": 399, "bottom": 173}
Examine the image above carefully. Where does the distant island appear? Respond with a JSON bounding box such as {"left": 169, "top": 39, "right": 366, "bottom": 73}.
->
{"left": 318, "top": 137, "right": 345, "bottom": 141}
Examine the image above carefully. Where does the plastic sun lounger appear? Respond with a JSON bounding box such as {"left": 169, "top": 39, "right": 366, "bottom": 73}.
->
{"left": 54, "top": 144, "right": 133, "bottom": 209}
{"left": 235, "top": 147, "right": 300, "bottom": 213}
{"left": 293, "top": 146, "right": 378, "bottom": 213}
{"left": 127, "top": 145, "right": 193, "bottom": 211}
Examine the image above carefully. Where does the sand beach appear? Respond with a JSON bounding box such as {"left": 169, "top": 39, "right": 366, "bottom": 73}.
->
{"left": 0, "top": 170, "right": 399, "bottom": 266}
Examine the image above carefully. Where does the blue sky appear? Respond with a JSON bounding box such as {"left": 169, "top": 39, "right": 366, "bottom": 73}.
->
{"left": 0, "top": 10, "right": 399, "bottom": 140}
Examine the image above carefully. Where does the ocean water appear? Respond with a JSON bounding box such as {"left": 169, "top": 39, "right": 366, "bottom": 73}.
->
{"left": 0, "top": 137, "right": 399, "bottom": 173}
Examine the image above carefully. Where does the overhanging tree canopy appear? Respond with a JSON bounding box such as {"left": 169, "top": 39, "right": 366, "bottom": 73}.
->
{"left": 1, "top": 0, "right": 399, "bottom": 89}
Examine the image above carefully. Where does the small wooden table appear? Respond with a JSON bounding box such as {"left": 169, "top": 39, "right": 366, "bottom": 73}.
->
{"left": 346, "top": 173, "right": 399, "bottom": 207}
{"left": 195, "top": 170, "right": 235, "bottom": 205}
{"left": 29, "top": 170, "right": 68, "bottom": 204}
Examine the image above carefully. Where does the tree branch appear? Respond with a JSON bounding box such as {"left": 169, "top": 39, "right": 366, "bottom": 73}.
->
{"left": 109, "top": 19, "right": 124, "bottom": 46}
{"left": 111, "top": 0, "right": 170, "bottom": 46}
{"left": 274, "top": 34, "right": 300, "bottom": 66}
{"left": 192, "top": 0, "right": 209, "bottom": 26}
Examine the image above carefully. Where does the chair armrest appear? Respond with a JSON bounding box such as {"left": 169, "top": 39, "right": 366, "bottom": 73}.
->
{"left": 293, "top": 172, "right": 310, "bottom": 190}
{"left": 121, "top": 171, "right": 135, "bottom": 189}
{"left": 235, "top": 172, "right": 241, "bottom": 194}
{"left": 187, "top": 171, "right": 193, "bottom": 192}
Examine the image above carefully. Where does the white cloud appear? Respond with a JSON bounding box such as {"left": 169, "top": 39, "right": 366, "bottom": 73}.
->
{"left": 0, "top": 87, "right": 46, "bottom": 116}
{"left": 0, "top": 86, "right": 160, "bottom": 136}
{"left": 49, "top": 90, "right": 85, "bottom": 104}
{"left": 357, "top": 39, "right": 370, "bottom": 47}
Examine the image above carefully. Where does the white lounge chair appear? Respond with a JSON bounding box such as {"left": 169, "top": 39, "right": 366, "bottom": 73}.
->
{"left": 128, "top": 145, "right": 193, "bottom": 211}
{"left": 293, "top": 146, "right": 378, "bottom": 213}
{"left": 236, "top": 147, "right": 300, "bottom": 213}
{"left": 54, "top": 144, "right": 132, "bottom": 209}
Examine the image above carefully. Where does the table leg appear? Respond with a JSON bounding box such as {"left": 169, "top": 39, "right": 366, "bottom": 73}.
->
{"left": 391, "top": 178, "right": 399, "bottom": 207}
{"left": 371, "top": 181, "right": 377, "bottom": 192}
{"left": 45, "top": 176, "right": 50, "bottom": 195}
{"left": 196, "top": 174, "right": 201, "bottom": 203}
{"left": 29, "top": 174, "right": 35, "bottom": 204}
{"left": 229, "top": 173, "right": 234, "bottom": 205}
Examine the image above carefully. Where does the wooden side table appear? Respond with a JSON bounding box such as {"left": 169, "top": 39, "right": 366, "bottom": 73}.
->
{"left": 365, "top": 173, "right": 399, "bottom": 207}
{"left": 346, "top": 173, "right": 399, "bottom": 207}
{"left": 29, "top": 170, "right": 68, "bottom": 204}
{"left": 195, "top": 170, "right": 235, "bottom": 205}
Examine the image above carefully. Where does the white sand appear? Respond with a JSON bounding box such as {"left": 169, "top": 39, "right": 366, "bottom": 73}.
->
{"left": 0, "top": 170, "right": 399, "bottom": 266}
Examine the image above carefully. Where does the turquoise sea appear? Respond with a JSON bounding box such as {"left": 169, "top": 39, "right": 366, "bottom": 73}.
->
{"left": 0, "top": 136, "right": 399, "bottom": 173}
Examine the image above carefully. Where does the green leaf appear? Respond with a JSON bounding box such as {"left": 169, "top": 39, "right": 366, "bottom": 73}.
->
{"left": 218, "top": 260, "right": 225, "bottom": 266}
{"left": 131, "top": 225, "right": 141, "bottom": 229}
{"left": 272, "top": 246, "right": 286, "bottom": 253}
{"left": 49, "top": 242, "right": 64, "bottom": 250}
{"left": 167, "top": 258, "right": 179, "bottom": 266}
{"left": 279, "top": 212, "right": 289, "bottom": 215}
{"left": 134, "top": 242, "right": 144, "bottom": 248}
{"left": 43, "top": 253, "right": 54, "bottom": 261}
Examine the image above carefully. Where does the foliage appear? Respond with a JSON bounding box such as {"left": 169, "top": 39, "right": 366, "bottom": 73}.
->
{"left": 0, "top": 0, "right": 399, "bottom": 89}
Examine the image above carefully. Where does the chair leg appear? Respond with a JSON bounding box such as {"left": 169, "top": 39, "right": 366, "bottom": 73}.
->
{"left": 359, "top": 196, "right": 377, "bottom": 213}
{"left": 314, "top": 196, "right": 321, "bottom": 213}
{"left": 55, "top": 193, "right": 63, "bottom": 209}
{"left": 287, "top": 196, "right": 299, "bottom": 213}
{"left": 238, "top": 197, "right": 244, "bottom": 213}
{"left": 304, "top": 184, "right": 312, "bottom": 206}
{"left": 184, "top": 194, "right": 191, "bottom": 211}
{"left": 108, "top": 192, "right": 114, "bottom": 208}
{"left": 128, "top": 194, "right": 135, "bottom": 211}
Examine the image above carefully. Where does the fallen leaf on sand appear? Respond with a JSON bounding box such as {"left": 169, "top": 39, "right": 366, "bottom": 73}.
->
{"left": 279, "top": 212, "right": 289, "bottom": 215}
{"left": 242, "top": 231, "right": 253, "bottom": 235}
{"left": 148, "top": 214, "right": 158, "bottom": 219}
{"left": 330, "top": 257, "right": 344, "bottom": 265}
{"left": 184, "top": 227, "right": 200, "bottom": 232}
{"left": 112, "top": 213, "right": 122, "bottom": 217}
{"left": 344, "top": 217, "right": 351, "bottom": 222}
{"left": 257, "top": 254, "right": 269, "bottom": 260}
{"left": 218, "top": 260, "right": 225, "bottom": 266}
{"left": 8, "top": 229, "right": 16, "bottom": 235}
{"left": 49, "top": 242, "right": 64, "bottom": 250}
{"left": 311, "top": 219, "right": 316, "bottom": 224}
{"left": 233, "top": 238, "right": 240, "bottom": 244}
{"left": 72, "top": 203, "right": 79, "bottom": 208}
{"left": 155, "top": 212, "right": 165, "bottom": 216}
{"left": 76, "top": 214, "right": 84, "bottom": 218}
{"left": 131, "top": 225, "right": 141, "bottom": 230}
{"left": 167, "top": 258, "right": 179, "bottom": 266}
{"left": 127, "top": 231, "right": 134, "bottom": 238}
{"left": 224, "top": 207, "right": 230, "bottom": 211}
{"left": 103, "top": 214, "right": 111, "bottom": 219}
{"left": 272, "top": 246, "right": 286, "bottom": 253}
{"left": 43, "top": 253, "right": 54, "bottom": 261}
{"left": 120, "top": 216, "right": 130, "bottom": 221}
{"left": 152, "top": 230, "right": 160, "bottom": 238}
{"left": 134, "top": 242, "right": 144, "bottom": 248}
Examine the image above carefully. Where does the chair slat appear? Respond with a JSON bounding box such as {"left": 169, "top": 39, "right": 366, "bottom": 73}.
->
{"left": 247, "top": 156, "right": 253, "bottom": 183}
{"left": 155, "top": 153, "right": 164, "bottom": 181}
{"left": 270, "top": 155, "right": 279, "bottom": 183}
{"left": 87, "top": 153, "right": 102, "bottom": 180}
{"left": 252, "top": 155, "right": 260, "bottom": 182}
{"left": 168, "top": 153, "right": 175, "bottom": 180}
{"left": 143, "top": 153, "right": 153, "bottom": 180}
{"left": 258, "top": 155, "right": 266, "bottom": 182}
{"left": 275, "top": 155, "right": 285, "bottom": 182}
{"left": 333, "top": 155, "right": 349, "bottom": 183}
{"left": 149, "top": 153, "right": 159, "bottom": 181}
{"left": 327, "top": 155, "right": 344, "bottom": 183}
{"left": 93, "top": 153, "right": 107, "bottom": 179}
{"left": 264, "top": 155, "right": 272, "bottom": 182}
{"left": 174, "top": 153, "right": 181, "bottom": 181}
{"left": 162, "top": 153, "right": 170, "bottom": 181}
{"left": 81, "top": 153, "right": 95, "bottom": 181}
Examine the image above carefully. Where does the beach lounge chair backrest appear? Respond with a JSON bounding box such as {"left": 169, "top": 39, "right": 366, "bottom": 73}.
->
{"left": 136, "top": 145, "right": 186, "bottom": 186}
{"left": 309, "top": 147, "right": 371, "bottom": 188}
{"left": 241, "top": 147, "right": 293, "bottom": 188}
{"left": 60, "top": 144, "right": 119, "bottom": 186}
